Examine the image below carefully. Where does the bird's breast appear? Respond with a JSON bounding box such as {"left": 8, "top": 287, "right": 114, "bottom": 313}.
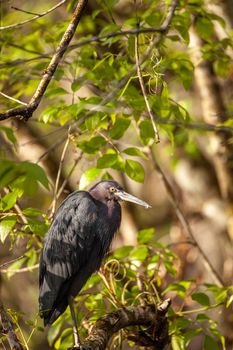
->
{"left": 96, "top": 201, "right": 121, "bottom": 253}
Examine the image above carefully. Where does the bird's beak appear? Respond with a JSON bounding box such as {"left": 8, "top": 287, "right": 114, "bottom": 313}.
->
{"left": 115, "top": 190, "right": 152, "bottom": 209}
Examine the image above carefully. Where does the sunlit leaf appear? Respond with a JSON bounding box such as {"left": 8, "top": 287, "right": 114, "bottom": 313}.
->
{"left": 0, "top": 217, "right": 17, "bottom": 243}
{"left": 79, "top": 167, "right": 102, "bottom": 189}
{"left": 122, "top": 147, "right": 148, "bottom": 159}
{"left": 125, "top": 159, "right": 144, "bottom": 183}
{"left": 137, "top": 228, "right": 155, "bottom": 243}
{"left": 192, "top": 292, "right": 210, "bottom": 306}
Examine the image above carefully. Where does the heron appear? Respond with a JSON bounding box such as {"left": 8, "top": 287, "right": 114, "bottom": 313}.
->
{"left": 39, "top": 180, "right": 151, "bottom": 348}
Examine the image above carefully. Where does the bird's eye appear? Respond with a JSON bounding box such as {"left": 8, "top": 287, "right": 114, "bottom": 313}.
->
{"left": 109, "top": 186, "right": 116, "bottom": 193}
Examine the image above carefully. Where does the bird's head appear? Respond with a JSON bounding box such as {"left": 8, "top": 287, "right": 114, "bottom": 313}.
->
{"left": 89, "top": 180, "right": 151, "bottom": 208}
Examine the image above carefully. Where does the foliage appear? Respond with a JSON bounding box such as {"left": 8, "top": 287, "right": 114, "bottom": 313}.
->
{"left": 45, "top": 229, "right": 232, "bottom": 349}
{"left": 0, "top": 0, "right": 233, "bottom": 349}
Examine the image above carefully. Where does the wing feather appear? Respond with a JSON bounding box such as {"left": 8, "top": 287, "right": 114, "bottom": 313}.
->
{"left": 39, "top": 191, "right": 98, "bottom": 324}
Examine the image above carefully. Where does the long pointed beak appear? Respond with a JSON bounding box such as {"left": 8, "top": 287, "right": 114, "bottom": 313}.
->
{"left": 115, "top": 190, "right": 152, "bottom": 209}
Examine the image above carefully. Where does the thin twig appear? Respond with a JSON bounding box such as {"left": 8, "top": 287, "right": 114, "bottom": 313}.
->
{"left": 0, "top": 264, "right": 39, "bottom": 274}
{"left": 0, "top": 0, "right": 67, "bottom": 31}
{"left": 135, "top": 25, "right": 160, "bottom": 143}
{"left": 50, "top": 130, "right": 71, "bottom": 217}
{"left": 71, "top": 0, "right": 179, "bottom": 132}
{"left": 0, "top": 26, "right": 176, "bottom": 70}
{"left": 0, "top": 92, "right": 27, "bottom": 106}
{"left": 0, "top": 256, "right": 25, "bottom": 269}
{"left": 36, "top": 137, "right": 67, "bottom": 163}
{"left": 11, "top": 6, "right": 42, "bottom": 16}
{"left": 13, "top": 0, "right": 180, "bottom": 157}
{"left": 150, "top": 149, "right": 225, "bottom": 287}
{"left": 0, "top": 0, "right": 88, "bottom": 121}
{"left": 56, "top": 152, "right": 83, "bottom": 199}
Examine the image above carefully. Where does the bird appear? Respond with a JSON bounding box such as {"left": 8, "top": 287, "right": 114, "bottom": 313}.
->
{"left": 39, "top": 180, "right": 151, "bottom": 348}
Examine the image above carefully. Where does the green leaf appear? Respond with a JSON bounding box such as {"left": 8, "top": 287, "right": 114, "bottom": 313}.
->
{"left": 130, "top": 246, "right": 148, "bottom": 261}
{"left": 79, "top": 136, "right": 106, "bottom": 154}
{"left": 192, "top": 292, "right": 210, "bottom": 306}
{"left": 137, "top": 228, "right": 155, "bottom": 243}
{"left": 20, "top": 162, "right": 49, "bottom": 190}
{"left": 1, "top": 189, "right": 22, "bottom": 211}
{"left": 171, "top": 334, "right": 185, "bottom": 350}
{"left": 139, "top": 120, "right": 155, "bottom": 146}
{"left": 47, "top": 321, "right": 62, "bottom": 347}
{"left": 0, "top": 126, "right": 17, "bottom": 145}
{"left": 0, "top": 217, "right": 17, "bottom": 243}
{"left": 204, "top": 335, "right": 219, "bottom": 350}
{"left": 79, "top": 167, "right": 102, "bottom": 189}
{"left": 196, "top": 313, "right": 210, "bottom": 321}
{"left": 45, "top": 87, "right": 68, "bottom": 99}
{"left": 0, "top": 161, "right": 19, "bottom": 188}
{"left": 226, "top": 294, "right": 233, "bottom": 308}
{"left": 113, "top": 246, "right": 133, "bottom": 259}
{"left": 125, "top": 159, "right": 144, "bottom": 183}
{"left": 7, "top": 257, "right": 27, "bottom": 278}
{"left": 22, "top": 208, "right": 42, "bottom": 216}
{"left": 122, "top": 147, "right": 148, "bottom": 159}
{"left": 164, "top": 283, "right": 187, "bottom": 297}
{"left": 85, "top": 115, "right": 101, "bottom": 132}
{"left": 195, "top": 17, "right": 214, "bottom": 41}
{"left": 71, "top": 81, "right": 82, "bottom": 92}
{"left": 97, "top": 154, "right": 118, "bottom": 169}
{"left": 109, "top": 117, "right": 131, "bottom": 140}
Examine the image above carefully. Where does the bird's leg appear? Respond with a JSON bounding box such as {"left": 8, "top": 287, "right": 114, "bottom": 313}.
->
{"left": 68, "top": 296, "right": 81, "bottom": 348}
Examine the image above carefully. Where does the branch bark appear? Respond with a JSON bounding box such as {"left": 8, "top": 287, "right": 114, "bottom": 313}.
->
{"left": 0, "top": 0, "right": 88, "bottom": 122}
{"left": 69, "top": 299, "right": 171, "bottom": 350}
{"left": 0, "top": 302, "right": 23, "bottom": 350}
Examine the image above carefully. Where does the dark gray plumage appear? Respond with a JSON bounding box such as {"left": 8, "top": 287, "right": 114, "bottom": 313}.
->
{"left": 39, "top": 180, "right": 151, "bottom": 328}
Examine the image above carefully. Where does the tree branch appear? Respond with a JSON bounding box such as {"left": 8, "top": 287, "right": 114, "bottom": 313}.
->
{"left": 0, "top": 302, "right": 23, "bottom": 350}
{"left": 150, "top": 150, "right": 225, "bottom": 288}
{"left": 67, "top": 0, "right": 180, "bottom": 135}
{"left": 70, "top": 299, "right": 171, "bottom": 350}
{"left": 135, "top": 24, "right": 160, "bottom": 143}
{"left": 0, "top": 0, "right": 88, "bottom": 122}
{"left": 0, "top": 0, "right": 67, "bottom": 31}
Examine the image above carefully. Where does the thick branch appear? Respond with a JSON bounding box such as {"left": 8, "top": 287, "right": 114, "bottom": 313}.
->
{"left": 0, "top": 0, "right": 88, "bottom": 122}
{"left": 0, "top": 302, "right": 23, "bottom": 350}
{"left": 71, "top": 299, "right": 171, "bottom": 350}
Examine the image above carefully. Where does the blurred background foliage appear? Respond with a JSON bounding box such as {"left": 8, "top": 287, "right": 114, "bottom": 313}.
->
{"left": 0, "top": 0, "right": 233, "bottom": 349}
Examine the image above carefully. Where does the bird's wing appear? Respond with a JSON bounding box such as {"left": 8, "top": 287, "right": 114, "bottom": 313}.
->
{"left": 39, "top": 191, "right": 100, "bottom": 324}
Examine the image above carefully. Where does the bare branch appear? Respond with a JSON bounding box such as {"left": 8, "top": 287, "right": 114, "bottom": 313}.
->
{"left": 0, "top": 0, "right": 88, "bottom": 122}
{"left": 0, "top": 256, "right": 25, "bottom": 270}
{"left": 56, "top": 152, "right": 83, "bottom": 198}
{"left": 0, "top": 26, "right": 177, "bottom": 70}
{"left": 150, "top": 150, "right": 225, "bottom": 288}
{"left": 50, "top": 131, "right": 70, "bottom": 218}
{"left": 0, "top": 92, "right": 27, "bottom": 106}
{"left": 0, "top": 302, "right": 23, "bottom": 350}
{"left": 135, "top": 26, "right": 160, "bottom": 143}
{"left": 0, "top": 0, "right": 67, "bottom": 31}
{"left": 73, "top": 299, "right": 171, "bottom": 350}
{"left": 0, "top": 264, "right": 38, "bottom": 274}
